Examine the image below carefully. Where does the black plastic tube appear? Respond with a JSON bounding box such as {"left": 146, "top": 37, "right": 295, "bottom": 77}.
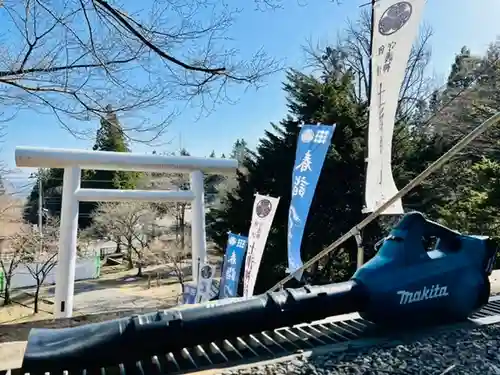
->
{"left": 22, "top": 280, "right": 367, "bottom": 372}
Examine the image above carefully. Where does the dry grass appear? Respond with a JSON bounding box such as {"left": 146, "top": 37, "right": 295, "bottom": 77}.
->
{"left": 119, "top": 280, "right": 182, "bottom": 299}
{"left": 0, "top": 302, "right": 202, "bottom": 371}
{"left": 0, "top": 263, "right": 190, "bottom": 339}
{"left": 0, "top": 248, "right": 219, "bottom": 367}
{"left": 0, "top": 301, "right": 53, "bottom": 325}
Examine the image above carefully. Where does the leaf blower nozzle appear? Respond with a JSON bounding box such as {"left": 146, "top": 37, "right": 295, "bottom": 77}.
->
{"left": 21, "top": 212, "right": 498, "bottom": 372}
{"left": 21, "top": 280, "right": 367, "bottom": 372}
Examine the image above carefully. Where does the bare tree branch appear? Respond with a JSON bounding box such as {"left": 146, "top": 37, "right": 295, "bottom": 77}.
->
{"left": 91, "top": 201, "right": 158, "bottom": 274}
{"left": 0, "top": 0, "right": 282, "bottom": 142}
{"left": 19, "top": 216, "right": 60, "bottom": 313}
{"left": 0, "top": 211, "right": 28, "bottom": 305}
{"left": 302, "top": 9, "right": 434, "bottom": 119}
{"left": 148, "top": 241, "right": 189, "bottom": 302}
{"left": 430, "top": 41, "right": 500, "bottom": 158}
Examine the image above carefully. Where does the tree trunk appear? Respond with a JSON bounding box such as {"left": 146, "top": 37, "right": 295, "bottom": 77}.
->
{"left": 180, "top": 224, "right": 185, "bottom": 250}
{"left": 34, "top": 282, "right": 40, "bottom": 314}
{"left": 126, "top": 246, "right": 134, "bottom": 269}
{"left": 115, "top": 239, "right": 122, "bottom": 254}
{"left": 180, "top": 205, "right": 186, "bottom": 250}
{"left": 3, "top": 278, "right": 11, "bottom": 305}
{"left": 136, "top": 259, "right": 143, "bottom": 277}
{"left": 175, "top": 204, "right": 181, "bottom": 245}
{"left": 178, "top": 281, "right": 185, "bottom": 303}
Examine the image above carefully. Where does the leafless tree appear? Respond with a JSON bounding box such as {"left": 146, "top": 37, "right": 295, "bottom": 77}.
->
{"left": 0, "top": 193, "right": 26, "bottom": 305}
{"left": 91, "top": 201, "right": 157, "bottom": 274}
{"left": 141, "top": 162, "right": 191, "bottom": 250}
{"left": 131, "top": 223, "right": 160, "bottom": 277}
{"left": 0, "top": 229, "right": 28, "bottom": 305}
{"left": 0, "top": 188, "right": 22, "bottom": 223}
{"left": 0, "top": 0, "right": 281, "bottom": 142}
{"left": 76, "top": 228, "right": 95, "bottom": 257}
{"left": 160, "top": 175, "right": 190, "bottom": 250}
{"left": 303, "top": 9, "right": 433, "bottom": 120}
{"left": 24, "top": 217, "right": 60, "bottom": 313}
{"left": 431, "top": 41, "right": 500, "bottom": 157}
{"left": 148, "top": 241, "right": 189, "bottom": 302}
{"left": 84, "top": 215, "right": 123, "bottom": 253}
{"left": 253, "top": 0, "right": 342, "bottom": 11}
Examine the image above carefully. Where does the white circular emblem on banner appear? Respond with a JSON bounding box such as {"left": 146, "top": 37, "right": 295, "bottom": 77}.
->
{"left": 301, "top": 129, "right": 314, "bottom": 143}
{"left": 228, "top": 236, "right": 237, "bottom": 245}
{"left": 200, "top": 265, "right": 213, "bottom": 279}
{"left": 379, "top": 1, "right": 412, "bottom": 36}
{"left": 256, "top": 199, "right": 272, "bottom": 218}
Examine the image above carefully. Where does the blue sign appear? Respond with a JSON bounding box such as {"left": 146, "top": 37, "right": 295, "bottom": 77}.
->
{"left": 183, "top": 283, "right": 197, "bottom": 304}
{"left": 287, "top": 124, "right": 335, "bottom": 280}
{"left": 219, "top": 233, "right": 248, "bottom": 299}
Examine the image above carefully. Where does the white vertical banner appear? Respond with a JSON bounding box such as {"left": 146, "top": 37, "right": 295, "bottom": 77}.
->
{"left": 365, "top": 0, "right": 426, "bottom": 215}
{"left": 243, "top": 193, "right": 280, "bottom": 298}
{"left": 195, "top": 263, "right": 215, "bottom": 303}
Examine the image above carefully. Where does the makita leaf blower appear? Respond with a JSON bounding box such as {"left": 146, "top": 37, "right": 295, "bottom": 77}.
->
{"left": 21, "top": 212, "right": 498, "bottom": 372}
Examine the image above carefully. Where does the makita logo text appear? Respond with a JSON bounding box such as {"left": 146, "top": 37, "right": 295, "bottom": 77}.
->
{"left": 397, "top": 284, "right": 449, "bottom": 305}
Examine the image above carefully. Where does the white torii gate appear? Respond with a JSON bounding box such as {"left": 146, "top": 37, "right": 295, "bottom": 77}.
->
{"left": 15, "top": 146, "right": 238, "bottom": 318}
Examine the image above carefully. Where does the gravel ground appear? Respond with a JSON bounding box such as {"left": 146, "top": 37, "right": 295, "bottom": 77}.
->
{"left": 222, "top": 324, "right": 500, "bottom": 375}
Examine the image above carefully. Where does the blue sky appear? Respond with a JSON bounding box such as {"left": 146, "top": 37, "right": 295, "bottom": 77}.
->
{"left": 3, "top": 0, "right": 500, "bottom": 193}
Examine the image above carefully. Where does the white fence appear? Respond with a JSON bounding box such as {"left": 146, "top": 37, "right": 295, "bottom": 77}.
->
{"left": 0, "top": 256, "right": 100, "bottom": 290}
{"left": 15, "top": 146, "right": 238, "bottom": 318}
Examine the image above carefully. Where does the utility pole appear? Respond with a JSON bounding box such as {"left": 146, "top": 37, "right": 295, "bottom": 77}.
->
{"left": 29, "top": 169, "right": 44, "bottom": 251}
{"left": 38, "top": 168, "right": 43, "bottom": 253}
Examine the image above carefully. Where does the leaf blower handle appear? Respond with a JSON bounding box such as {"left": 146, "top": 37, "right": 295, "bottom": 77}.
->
{"left": 422, "top": 217, "right": 462, "bottom": 252}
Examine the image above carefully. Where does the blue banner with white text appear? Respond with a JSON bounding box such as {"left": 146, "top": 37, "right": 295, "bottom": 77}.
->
{"left": 219, "top": 233, "right": 248, "bottom": 299}
{"left": 287, "top": 124, "right": 335, "bottom": 280}
{"left": 183, "top": 283, "right": 198, "bottom": 304}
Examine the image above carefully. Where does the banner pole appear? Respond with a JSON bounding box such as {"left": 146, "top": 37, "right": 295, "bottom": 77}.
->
{"left": 267, "top": 111, "right": 500, "bottom": 292}
{"left": 357, "top": 0, "right": 378, "bottom": 269}
{"left": 354, "top": 230, "right": 364, "bottom": 270}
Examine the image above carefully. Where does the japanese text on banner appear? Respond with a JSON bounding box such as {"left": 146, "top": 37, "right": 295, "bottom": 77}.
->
{"left": 195, "top": 263, "right": 215, "bottom": 303}
{"left": 183, "top": 284, "right": 197, "bottom": 304}
{"left": 287, "top": 125, "right": 335, "bottom": 280}
{"left": 243, "top": 194, "right": 280, "bottom": 297}
{"left": 219, "top": 233, "right": 248, "bottom": 299}
{"left": 365, "top": 0, "right": 426, "bottom": 215}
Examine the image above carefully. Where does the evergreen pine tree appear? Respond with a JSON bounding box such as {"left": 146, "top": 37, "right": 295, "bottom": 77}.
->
{"left": 89, "top": 105, "right": 139, "bottom": 189}
{"left": 25, "top": 106, "right": 140, "bottom": 227}
{"left": 24, "top": 168, "right": 64, "bottom": 224}
{"left": 207, "top": 69, "right": 384, "bottom": 293}
{"left": 229, "top": 139, "right": 248, "bottom": 164}
{"left": 80, "top": 105, "right": 140, "bottom": 226}
{"left": 438, "top": 157, "right": 500, "bottom": 236}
